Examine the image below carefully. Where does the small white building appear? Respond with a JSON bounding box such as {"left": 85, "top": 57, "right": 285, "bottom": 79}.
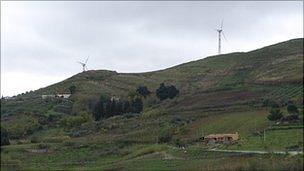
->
{"left": 56, "top": 94, "right": 71, "bottom": 98}
{"left": 42, "top": 93, "right": 71, "bottom": 99}
{"left": 3, "top": 96, "right": 16, "bottom": 100}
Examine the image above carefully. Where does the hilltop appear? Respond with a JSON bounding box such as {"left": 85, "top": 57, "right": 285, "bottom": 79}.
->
{"left": 1, "top": 38, "right": 303, "bottom": 170}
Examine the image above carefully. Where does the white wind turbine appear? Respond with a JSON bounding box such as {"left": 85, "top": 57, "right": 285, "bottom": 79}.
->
{"left": 215, "top": 20, "right": 228, "bottom": 55}
{"left": 78, "top": 56, "right": 89, "bottom": 72}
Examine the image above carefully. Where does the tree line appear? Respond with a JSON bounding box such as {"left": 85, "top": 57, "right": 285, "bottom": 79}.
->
{"left": 92, "top": 95, "right": 143, "bottom": 121}
{"left": 92, "top": 83, "right": 179, "bottom": 121}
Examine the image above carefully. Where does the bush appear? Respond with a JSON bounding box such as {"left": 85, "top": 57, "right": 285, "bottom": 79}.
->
{"left": 69, "top": 85, "right": 76, "bottom": 94}
{"left": 1, "top": 127, "right": 10, "bottom": 146}
{"left": 287, "top": 104, "right": 299, "bottom": 115}
{"left": 59, "top": 114, "right": 89, "bottom": 128}
{"left": 158, "top": 127, "right": 174, "bottom": 143}
{"left": 267, "top": 108, "right": 283, "bottom": 121}
{"left": 156, "top": 83, "right": 179, "bottom": 101}
{"left": 131, "top": 97, "right": 143, "bottom": 114}
{"left": 30, "top": 135, "right": 40, "bottom": 143}
{"left": 172, "top": 137, "right": 186, "bottom": 147}
{"left": 136, "top": 86, "right": 151, "bottom": 98}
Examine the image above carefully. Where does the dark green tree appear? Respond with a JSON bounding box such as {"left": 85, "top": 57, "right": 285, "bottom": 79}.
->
{"left": 136, "top": 86, "right": 151, "bottom": 98}
{"left": 104, "top": 101, "right": 112, "bottom": 118}
{"left": 267, "top": 108, "right": 283, "bottom": 121}
{"left": 167, "top": 85, "right": 179, "bottom": 99}
{"left": 93, "top": 101, "right": 103, "bottom": 121}
{"left": 123, "top": 101, "right": 131, "bottom": 113}
{"left": 131, "top": 97, "right": 143, "bottom": 113}
{"left": 287, "top": 104, "right": 299, "bottom": 115}
{"left": 92, "top": 94, "right": 110, "bottom": 120}
{"left": 115, "top": 101, "right": 123, "bottom": 115}
{"left": 68, "top": 85, "right": 76, "bottom": 94}
{"left": 110, "top": 100, "right": 117, "bottom": 116}
{"left": 156, "top": 83, "right": 179, "bottom": 100}
{"left": 1, "top": 127, "right": 10, "bottom": 146}
{"left": 156, "top": 83, "right": 169, "bottom": 100}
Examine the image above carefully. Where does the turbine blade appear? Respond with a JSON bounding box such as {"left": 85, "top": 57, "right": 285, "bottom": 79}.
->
{"left": 77, "top": 61, "right": 84, "bottom": 65}
{"left": 222, "top": 31, "right": 228, "bottom": 42}
{"left": 85, "top": 56, "right": 89, "bottom": 64}
{"left": 221, "top": 20, "right": 223, "bottom": 30}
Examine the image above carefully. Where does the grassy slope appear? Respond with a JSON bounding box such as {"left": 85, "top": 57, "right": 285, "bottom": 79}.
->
{"left": 1, "top": 38, "right": 303, "bottom": 170}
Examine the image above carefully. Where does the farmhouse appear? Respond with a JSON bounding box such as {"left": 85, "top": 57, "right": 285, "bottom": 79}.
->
{"left": 42, "top": 93, "right": 71, "bottom": 99}
{"left": 203, "top": 132, "right": 239, "bottom": 144}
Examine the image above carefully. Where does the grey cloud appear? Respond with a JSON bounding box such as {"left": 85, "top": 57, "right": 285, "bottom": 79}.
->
{"left": 1, "top": 1, "right": 303, "bottom": 96}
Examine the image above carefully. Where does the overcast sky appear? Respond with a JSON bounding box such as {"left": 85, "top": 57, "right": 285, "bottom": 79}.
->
{"left": 1, "top": 1, "right": 303, "bottom": 96}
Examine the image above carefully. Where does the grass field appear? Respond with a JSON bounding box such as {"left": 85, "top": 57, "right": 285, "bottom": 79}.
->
{"left": 1, "top": 38, "right": 303, "bottom": 170}
{"left": 228, "top": 128, "right": 303, "bottom": 151}
{"left": 1, "top": 142, "right": 303, "bottom": 171}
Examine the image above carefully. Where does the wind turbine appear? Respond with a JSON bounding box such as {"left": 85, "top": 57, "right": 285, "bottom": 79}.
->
{"left": 78, "top": 56, "right": 89, "bottom": 72}
{"left": 215, "top": 20, "right": 228, "bottom": 55}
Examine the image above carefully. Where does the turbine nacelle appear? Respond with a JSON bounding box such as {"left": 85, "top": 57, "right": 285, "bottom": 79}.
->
{"left": 216, "top": 29, "right": 223, "bottom": 33}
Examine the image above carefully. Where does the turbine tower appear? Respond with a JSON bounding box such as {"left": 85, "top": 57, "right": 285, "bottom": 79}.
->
{"left": 216, "top": 20, "right": 223, "bottom": 55}
{"left": 78, "top": 56, "right": 89, "bottom": 72}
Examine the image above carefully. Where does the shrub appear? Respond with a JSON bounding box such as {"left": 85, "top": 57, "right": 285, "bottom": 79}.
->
{"left": 136, "top": 86, "right": 151, "bottom": 98}
{"left": 287, "top": 104, "right": 299, "bottom": 115}
{"left": 59, "top": 114, "right": 89, "bottom": 128}
{"left": 30, "top": 135, "right": 40, "bottom": 143}
{"left": 172, "top": 137, "right": 186, "bottom": 147}
{"left": 131, "top": 97, "right": 143, "bottom": 114}
{"left": 1, "top": 127, "right": 10, "bottom": 146}
{"left": 158, "top": 127, "right": 174, "bottom": 143}
{"left": 156, "top": 83, "right": 179, "bottom": 101}
{"left": 68, "top": 85, "right": 76, "bottom": 94}
{"left": 267, "top": 108, "right": 283, "bottom": 121}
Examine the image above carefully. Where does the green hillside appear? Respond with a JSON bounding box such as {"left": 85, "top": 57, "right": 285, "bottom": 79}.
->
{"left": 1, "top": 38, "right": 303, "bottom": 170}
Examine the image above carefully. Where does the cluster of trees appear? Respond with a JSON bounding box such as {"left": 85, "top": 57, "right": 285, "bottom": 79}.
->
{"left": 136, "top": 84, "right": 179, "bottom": 100}
{"left": 156, "top": 83, "right": 179, "bottom": 101}
{"left": 92, "top": 83, "right": 179, "bottom": 121}
{"left": 267, "top": 104, "right": 300, "bottom": 121}
{"left": 93, "top": 95, "right": 143, "bottom": 121}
